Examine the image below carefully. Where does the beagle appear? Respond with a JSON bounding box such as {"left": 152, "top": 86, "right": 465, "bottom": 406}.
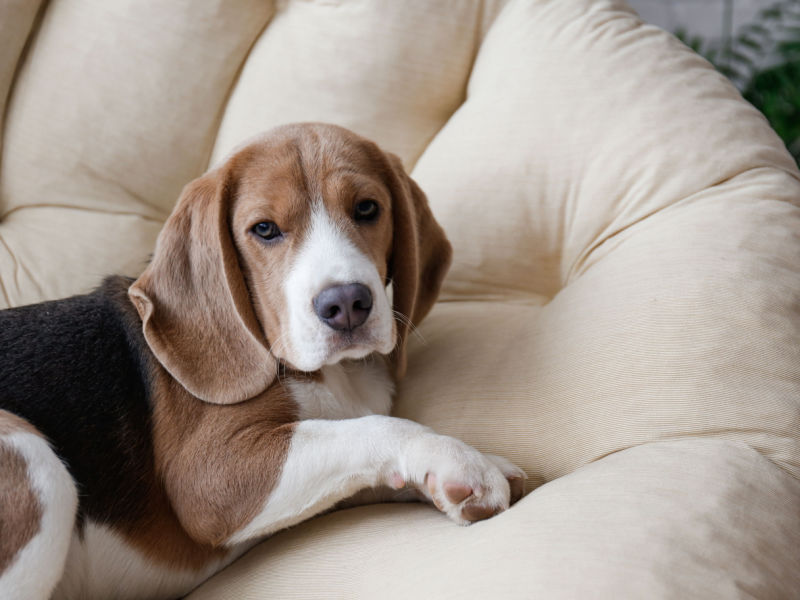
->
{"left": 0, "top": 123, "right": 525, "bottom": 600}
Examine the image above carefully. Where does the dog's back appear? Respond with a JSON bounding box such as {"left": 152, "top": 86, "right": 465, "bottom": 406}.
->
{"left": 0, "top": 277, "right": 154, "bottom": 525}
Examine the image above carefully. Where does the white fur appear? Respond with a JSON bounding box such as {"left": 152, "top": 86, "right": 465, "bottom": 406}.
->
{"left": 281, "top": 205, "right": 395, "bottom": 371}
{"left": 290, "top": 359, "right": 394, "bottom": 421}
{"left": 0, "top": 432, "right": 77, "bottom": 600}
{"left": 53, "top": 523, "right": 238, "bottom": 600}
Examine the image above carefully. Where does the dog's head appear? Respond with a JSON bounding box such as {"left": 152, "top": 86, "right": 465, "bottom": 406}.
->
{"left": 129, "top": 123, "right": 451, "bottom": 405}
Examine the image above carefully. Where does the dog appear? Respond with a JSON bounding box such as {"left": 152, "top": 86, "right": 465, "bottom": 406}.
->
{"left": 0, "top": 123, "right": 526, "bottom": 600}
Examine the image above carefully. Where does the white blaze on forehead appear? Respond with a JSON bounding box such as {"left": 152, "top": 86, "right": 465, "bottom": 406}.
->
{"left": 281, "top": 204, "right": 394, "bottom": 372}
{"left": 300, "top": 205, "right": 368, "bottom": 286}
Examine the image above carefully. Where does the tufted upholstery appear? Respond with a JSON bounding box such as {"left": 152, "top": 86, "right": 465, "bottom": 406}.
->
{"left": 2, "top": 0, "right": 800, "bottom": 597}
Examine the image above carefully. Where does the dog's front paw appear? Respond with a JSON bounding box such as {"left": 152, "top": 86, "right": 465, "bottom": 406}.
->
{"left": 395, "top": 435, "right": 527, "bottom": 525}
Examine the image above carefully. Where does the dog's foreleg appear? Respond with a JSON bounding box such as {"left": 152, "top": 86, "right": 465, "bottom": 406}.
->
{"left": 226, "top": 415, "right": 525, "bottom": 545}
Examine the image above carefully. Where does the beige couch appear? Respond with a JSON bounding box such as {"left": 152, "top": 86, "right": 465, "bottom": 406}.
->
{"left": 3, "top": 0, "right": 800, "bottom": 597}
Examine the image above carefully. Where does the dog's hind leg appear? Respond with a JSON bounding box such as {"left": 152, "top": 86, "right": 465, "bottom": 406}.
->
{"left": 0, "top": 410, "right": 77, "bottom": 600}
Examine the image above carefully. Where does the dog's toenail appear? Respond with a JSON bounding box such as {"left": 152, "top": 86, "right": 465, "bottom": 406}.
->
{"left": 462, "top": 503, "right": 497, "bottom": 522}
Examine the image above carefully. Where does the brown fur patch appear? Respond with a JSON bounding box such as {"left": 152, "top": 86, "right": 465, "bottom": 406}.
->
{"left": 129, "top": 169, "right": 278, "bottom": 407}
{"left": 148, "top": 366, "right": 298, "bottom": 549}
{"left": 381, "top": 153, "right": 452, "bottom": 379}
{"left": 0, "top": 413, "right": 44, "bottom": 575}
{"left": 112, "top": 365, "right": 298, "bottom": 568}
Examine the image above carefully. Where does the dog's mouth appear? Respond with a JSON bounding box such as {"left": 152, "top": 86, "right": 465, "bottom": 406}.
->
{"left": 277, "top": 291, "right": 396, "bottom": 372}
{"left": 277, "top": 329, "right": 384, "bottom": 373}
{"left": 324, "top": 330, "right": 379, "bottom": 360}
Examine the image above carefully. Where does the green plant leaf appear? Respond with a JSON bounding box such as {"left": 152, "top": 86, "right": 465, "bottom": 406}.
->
{"left": 742, "top": 23, "right": 771, "bottom": 38}
{"left": 744, "top": 60, "right": 800, "bottom": 166}
{"left": 737, "top": 34, "right": 765, "bottom": 54}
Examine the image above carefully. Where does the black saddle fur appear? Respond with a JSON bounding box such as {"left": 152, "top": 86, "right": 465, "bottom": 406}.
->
{"left": 0, "top": 276, "right": 154, "bottom": 528}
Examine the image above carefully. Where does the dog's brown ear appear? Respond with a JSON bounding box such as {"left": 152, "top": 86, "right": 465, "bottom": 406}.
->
{"left": 128, "top": 169, "right": 277, "bottom": 404}
{"left": 385, "top": 154, "right": 452, "bottom": 379}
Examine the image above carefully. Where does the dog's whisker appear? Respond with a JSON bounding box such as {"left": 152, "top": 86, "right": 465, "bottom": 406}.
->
{"left": 393, "top": 309, "right": 427, "bottom": 344}
{"left": 266, "top": 332, "right": 294, "bottom": 391}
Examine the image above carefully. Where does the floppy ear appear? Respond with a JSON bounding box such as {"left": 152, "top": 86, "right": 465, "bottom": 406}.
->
{"left": 128, "top": 168, "right": 278, "bottom": 404}
{"left": 385, "top": 154, "right": 453, "bottom": 379}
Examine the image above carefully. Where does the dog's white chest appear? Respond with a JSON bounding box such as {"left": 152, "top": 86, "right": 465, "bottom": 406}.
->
{"left": 289, "top": 359, "right": 394, "bottom": 420}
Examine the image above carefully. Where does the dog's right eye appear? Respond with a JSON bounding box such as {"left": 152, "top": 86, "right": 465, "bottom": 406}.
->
{"left": 252, "top": 221, "right": 282, "bottom": 241}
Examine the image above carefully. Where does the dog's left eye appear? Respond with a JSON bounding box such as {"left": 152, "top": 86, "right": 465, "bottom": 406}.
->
{"left": 252, "top": 221, "right": 282, "bottom": 241}
{"left": 354, "top": 200, "right": 379, "bottom": 222}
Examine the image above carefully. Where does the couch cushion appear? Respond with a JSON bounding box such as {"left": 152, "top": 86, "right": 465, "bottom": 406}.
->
{"left": 400, "top": 0, "right": 800, "bottom": 481}
{"left": 0, "top": 0, "right": 43, "bottom": 147}
{"left": 416, "top": 0, "right": 799, "bottom": 302}
{"left": 209, "top": 0, "right": 508, "bottom": 168}
{"left": 0, "top": 0, "right": 273, "bottom": 306}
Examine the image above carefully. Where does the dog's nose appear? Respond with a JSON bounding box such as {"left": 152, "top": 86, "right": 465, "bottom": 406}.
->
{"left": 313, "top": 283, "right": 373, "bottom": 332}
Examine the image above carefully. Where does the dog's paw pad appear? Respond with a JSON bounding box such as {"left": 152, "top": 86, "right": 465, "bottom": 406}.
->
{"left": 443, "top": 482, "right": 473, "bottom": 504}
{"left": 423, "top": 469, "right": 504, "bottom": 525}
